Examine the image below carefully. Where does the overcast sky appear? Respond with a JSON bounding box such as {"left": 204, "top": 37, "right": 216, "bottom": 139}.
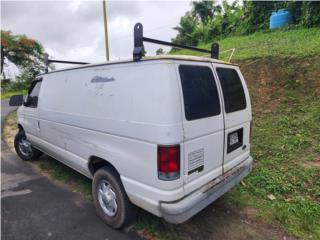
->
{"left": 2, "top": 0, "right": 193, "bottom": 72}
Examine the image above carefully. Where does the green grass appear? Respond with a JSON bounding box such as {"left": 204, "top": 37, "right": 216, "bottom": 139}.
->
{"left": 173, "top": 28, "right": 320, "bottom": 62}
{"left": 226, "top": 90, "right": 320, "bottom": 238}
{"left": 1, "top": 90, "right": 27, "bottom": 99}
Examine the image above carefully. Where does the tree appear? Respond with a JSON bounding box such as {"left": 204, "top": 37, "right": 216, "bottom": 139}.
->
{"left": 156, "top": 48, "right": 165, "bottom": 55}
{"left": 192, "top": 0, "right": 222, "bottom": 23}
{"left": 172, "top": 0, "right": 320, "bottom": 46}
{"left": 1, "top": 30, "right": 46, "bottom": 85}
{"left": 172, "top": 11, "right": 199, "bottom": 46}
{"left": 192, "top": 1, "right": 215, "bottom": 22}
{"left": 172, "top": 0, "right": 226, "bottom": 46}
{"left": 294, "top": 1, "right": 320, "bottom": 27}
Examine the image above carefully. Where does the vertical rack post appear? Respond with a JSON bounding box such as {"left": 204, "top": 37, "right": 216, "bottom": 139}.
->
{"left": 44, "top": 53, "right": 49, "bottom": 73}
{"left": 133, "top": 23, "right": 143, "bottom": 61}
{"left": 211, "top": 43, "right": 219, "bottom": 59}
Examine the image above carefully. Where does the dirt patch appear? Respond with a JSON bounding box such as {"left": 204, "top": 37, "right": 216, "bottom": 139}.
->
{"left": 172, "top": 199, "right": 295, "bottom": 240}
{"left": 240, "top": 206, "right": 258, "bottom": 218}
{"left": 303, "top": 159, "right": 320, "bottom": 168}
{"left": 237, "top": 56, "right": 320, "bottom": 113}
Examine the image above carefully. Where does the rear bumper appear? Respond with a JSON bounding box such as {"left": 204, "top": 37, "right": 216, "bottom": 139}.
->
{"left": 160, "top": 156, "right": 253, "bottom": 224}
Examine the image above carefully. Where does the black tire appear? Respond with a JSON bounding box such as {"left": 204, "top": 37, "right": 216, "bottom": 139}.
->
{"left": 14, "top": 130, "right": 42, "bottom": 161}
{"left": 92, "top": 167, "right": 138, "bottom": 229}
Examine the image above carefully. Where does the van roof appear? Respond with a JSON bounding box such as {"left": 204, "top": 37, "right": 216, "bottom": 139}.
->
{"left": 41, "top": 55, "right": 237, "bottom": 76}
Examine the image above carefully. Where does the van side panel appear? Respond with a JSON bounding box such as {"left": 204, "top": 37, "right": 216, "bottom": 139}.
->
{"left": 38, "top": 61, "right": 185, "bottom": 210}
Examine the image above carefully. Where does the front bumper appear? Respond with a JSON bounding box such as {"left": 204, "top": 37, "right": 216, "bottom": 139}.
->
{"left": 160, "top": 156, "right": 253, "bottom": 224}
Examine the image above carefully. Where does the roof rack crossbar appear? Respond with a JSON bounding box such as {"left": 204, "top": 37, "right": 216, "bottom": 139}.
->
{"left": 44, "top": 53, "right": 90, "bottom": 73}
{"left": 48, "top": 60, "right": 89, "bottom": 65}
{"left": 133, "top": 23, "right": 219, "bottom": 61}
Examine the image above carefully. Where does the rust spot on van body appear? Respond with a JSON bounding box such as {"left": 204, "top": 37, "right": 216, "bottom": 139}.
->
{"left": 91, "top": 76, "right": 115, "bottom": 83}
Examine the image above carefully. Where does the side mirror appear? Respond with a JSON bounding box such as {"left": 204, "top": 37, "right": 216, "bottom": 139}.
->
{"left": 23, "top": 96, "right": 38, "bottom": 107}
{"left": 9, "top": 95, "right": 24, "bottom": 106}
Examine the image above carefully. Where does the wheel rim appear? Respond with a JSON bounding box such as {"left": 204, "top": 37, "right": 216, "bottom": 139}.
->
{"left": 18, "top": 135, "right": 32, "bottom": 157}
{"left": 97, "top": 180, "right": 118, "bottom": 217}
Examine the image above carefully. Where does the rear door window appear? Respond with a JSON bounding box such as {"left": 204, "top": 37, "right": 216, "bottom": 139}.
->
{"left": 216, "top": 68, "right": 246, "bottom": 113}
{"left": 179, "top": 65, "right": 221, "bottom": 121}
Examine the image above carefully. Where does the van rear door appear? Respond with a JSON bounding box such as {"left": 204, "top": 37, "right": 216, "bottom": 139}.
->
{"left": 214, "top": 64, "right": 252, "bottom": 173}
{"left": 177, "top": 63, "right": 224, "bottom": 195}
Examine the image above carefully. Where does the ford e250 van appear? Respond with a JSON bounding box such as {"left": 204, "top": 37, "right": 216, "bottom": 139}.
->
{"left": 10, "top": 55, "right": 252, "bottom": 228}
{"left": 9, "top": 23, "right": 252, "bottom": 229}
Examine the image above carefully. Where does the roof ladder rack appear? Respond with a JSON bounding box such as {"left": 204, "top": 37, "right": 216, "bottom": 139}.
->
{"left": 44, "top": 53, "right": 90, "bottom": 73}
{"left": 133, "top": 22, "right": 219, "bottom": 61}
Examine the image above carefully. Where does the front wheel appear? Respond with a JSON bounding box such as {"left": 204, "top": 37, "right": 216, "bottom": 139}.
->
{"left": 14, "top": 131, "right": 42, "bottom": 161}
{"left": 92, "top": 167, "right": 137, "bottom": 229}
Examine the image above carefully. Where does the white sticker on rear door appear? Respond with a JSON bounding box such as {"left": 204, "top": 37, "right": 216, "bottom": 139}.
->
{"left": 188, "top": 149, "right": 204, "bottom": 174}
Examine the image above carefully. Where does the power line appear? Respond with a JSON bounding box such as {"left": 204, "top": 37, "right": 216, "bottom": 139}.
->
{"left": 112, "top": 20, "right": 179, "bottom": 41}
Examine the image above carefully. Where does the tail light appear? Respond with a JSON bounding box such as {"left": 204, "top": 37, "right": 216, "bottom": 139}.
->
{"left": 158, "top": 145, "right": 180, "bottom": 181}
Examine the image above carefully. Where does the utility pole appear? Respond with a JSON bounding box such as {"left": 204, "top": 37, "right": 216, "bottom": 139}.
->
{"left": 102, "top": 0, "right": 110, "bottom": 61}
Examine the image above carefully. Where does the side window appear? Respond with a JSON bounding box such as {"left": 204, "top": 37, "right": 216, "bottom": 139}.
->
{"left": 179, "top": 65, "right": 221, "bottom": 121}
{"left": 25, "top": 81, "right": 42, "bottom": 108}
{"left": 216, "top": 68, "right": 246, "bottom": 113}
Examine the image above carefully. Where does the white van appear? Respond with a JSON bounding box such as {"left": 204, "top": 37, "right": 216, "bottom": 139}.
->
{"left": 9, "top": 21, "right": 252, "bottom": 229}
{"left": 10, "top": 55, "right": 252, "bottom": 228}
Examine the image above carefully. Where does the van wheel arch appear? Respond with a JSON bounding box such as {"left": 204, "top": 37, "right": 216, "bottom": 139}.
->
{"left": 88, "top": 156, "right": 119, "bottom": 177}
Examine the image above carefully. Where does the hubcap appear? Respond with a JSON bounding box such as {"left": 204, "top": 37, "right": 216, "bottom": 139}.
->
{"left": 97, "top": 180, "right": 118, "bottom": 217}
{"left": 18, "top": 135, "right": 32, "bottom": 156}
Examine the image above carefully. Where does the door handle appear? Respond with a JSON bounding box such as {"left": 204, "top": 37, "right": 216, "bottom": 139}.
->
{"left": 37, "top": 120, "right": 40, "bottom": 130}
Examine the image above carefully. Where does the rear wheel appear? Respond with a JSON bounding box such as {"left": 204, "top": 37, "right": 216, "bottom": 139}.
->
{"left": 92, "top": 167, "right": 137, "bottom": 229}
{"left": 14, "top": 130, "right": 42, "bottom": 161}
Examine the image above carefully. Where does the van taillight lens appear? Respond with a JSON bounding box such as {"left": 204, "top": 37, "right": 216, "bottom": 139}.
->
{"left": 158, "top": 145, "right": 180, "bottom": 181}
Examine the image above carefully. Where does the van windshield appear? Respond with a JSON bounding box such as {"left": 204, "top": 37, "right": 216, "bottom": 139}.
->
{"left": 179, "top": 65, "right": 221, "bottom": 121}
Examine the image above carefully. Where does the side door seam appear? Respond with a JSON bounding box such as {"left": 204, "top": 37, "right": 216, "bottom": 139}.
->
{"left": 211, "top": 64, "right": 226, "bottom": 174}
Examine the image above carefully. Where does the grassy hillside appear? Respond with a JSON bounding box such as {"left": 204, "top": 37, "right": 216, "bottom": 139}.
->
{"left": 230, "top": 57, "right": 320, "bottom": 238}
{"left": 173, "top": 28, "right": 320, "bottom": 62}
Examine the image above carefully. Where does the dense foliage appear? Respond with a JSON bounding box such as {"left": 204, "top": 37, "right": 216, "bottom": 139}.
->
{"left": 172, "top": 1, "right": 320, "bottom": 46}
{"left": 1, "top": 30, "right": 46, "bottom": 90}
